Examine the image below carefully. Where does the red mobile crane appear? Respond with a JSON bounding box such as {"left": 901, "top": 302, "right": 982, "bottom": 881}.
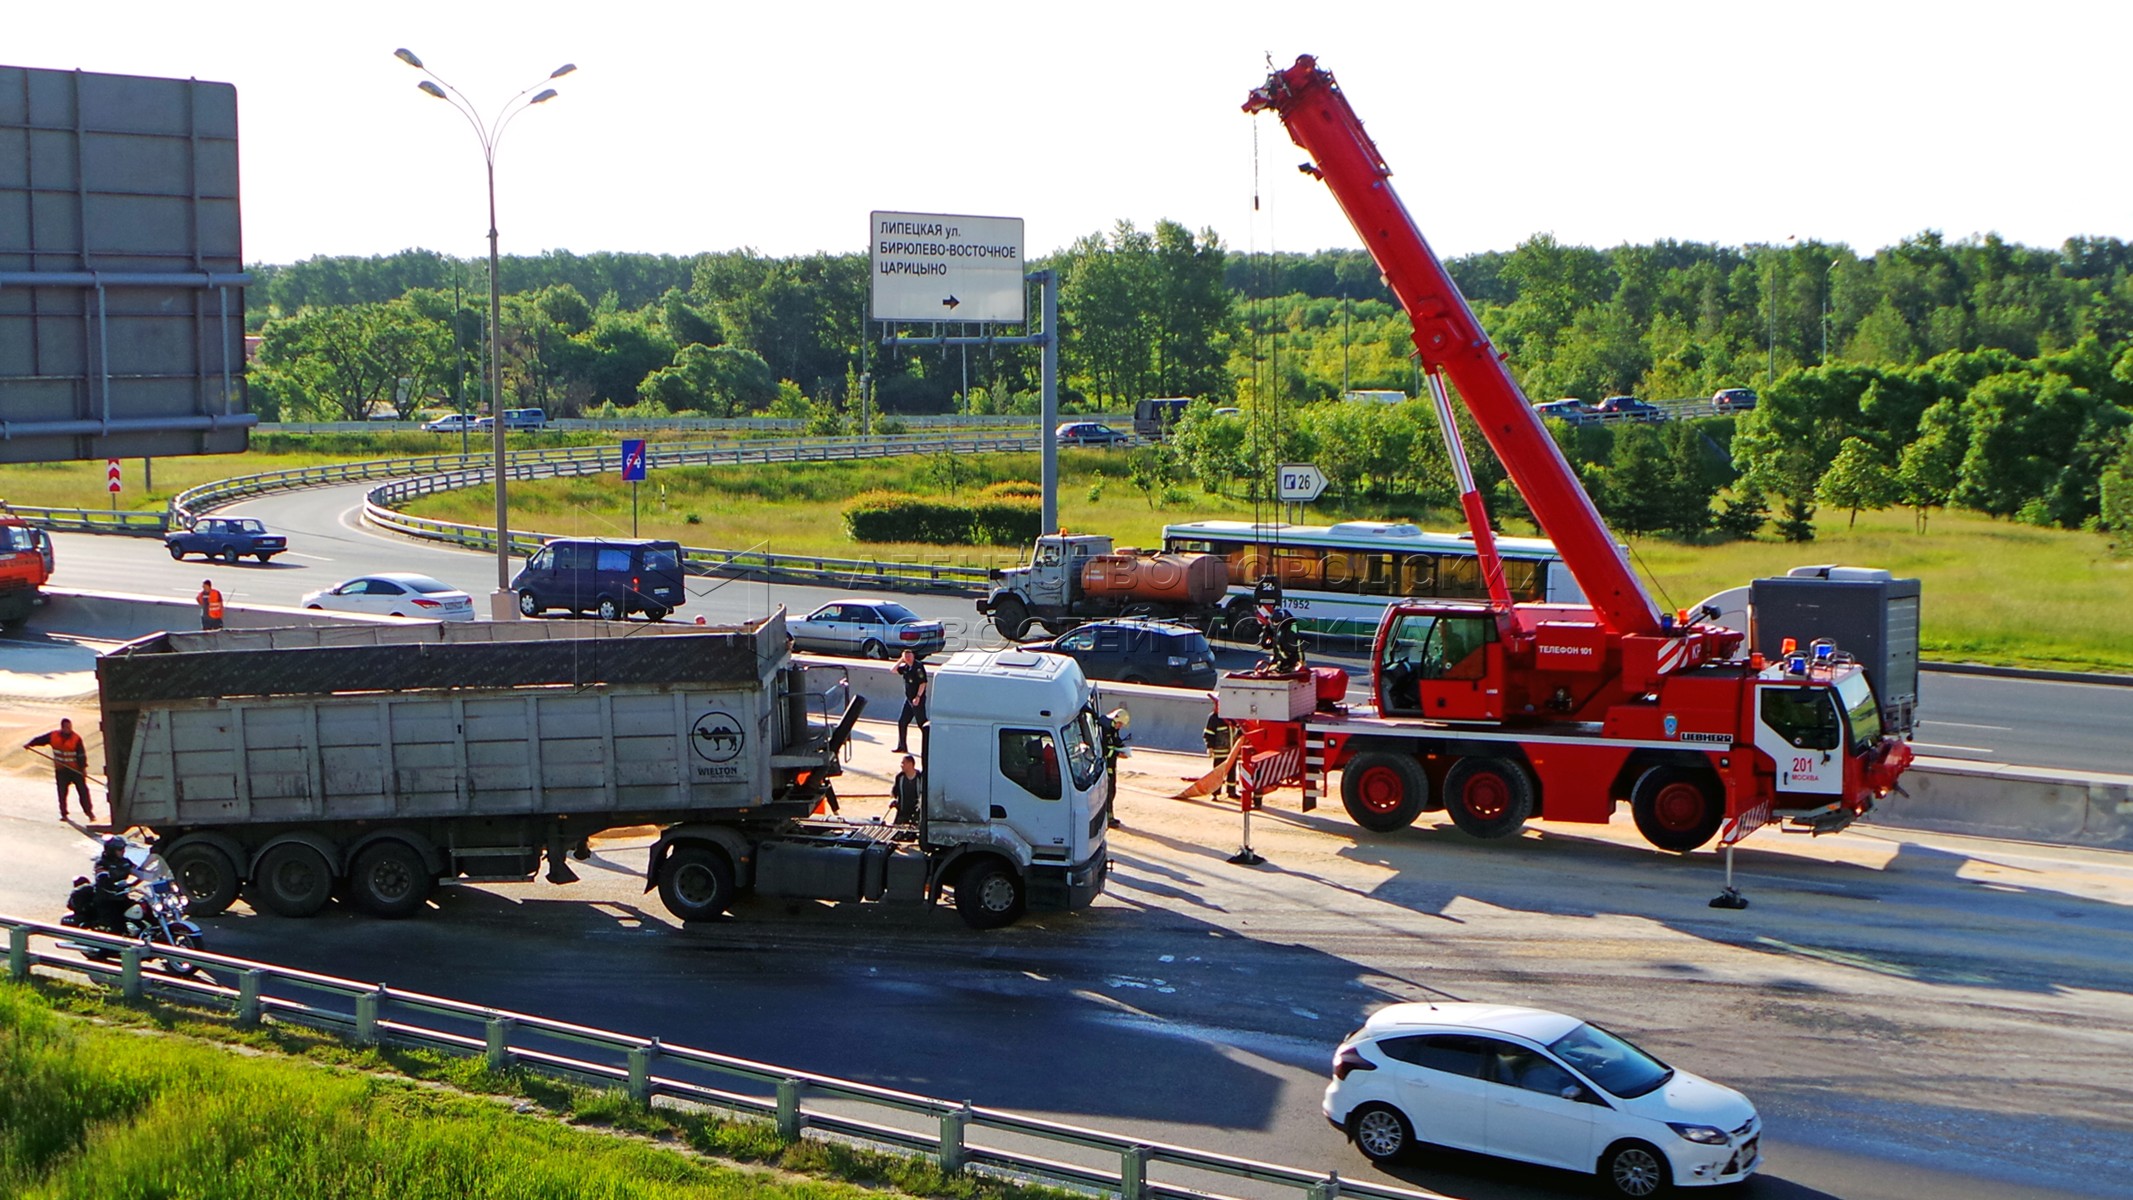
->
{"left": 1229, "top": 57, "right": 1913, "bottom": 852}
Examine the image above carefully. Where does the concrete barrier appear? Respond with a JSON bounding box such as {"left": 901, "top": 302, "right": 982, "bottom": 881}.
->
{"left": 24, "top": 591, "right": 2130, "bottom": 853}
{"left": 1872, "top": 756, "right": 2133, "bottom": 849}
{"left": 40, "top": 587, "right": 415, "bottom": 644}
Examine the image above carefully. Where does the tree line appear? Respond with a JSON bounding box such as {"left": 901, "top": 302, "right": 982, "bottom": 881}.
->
{"left": 243, "top": 226, "right": 2133, "bottom": 540}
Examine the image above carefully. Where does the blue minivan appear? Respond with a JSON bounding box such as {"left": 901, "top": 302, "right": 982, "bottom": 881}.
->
{"left": 511, "top": 538, "right": 687, "bottom": 621}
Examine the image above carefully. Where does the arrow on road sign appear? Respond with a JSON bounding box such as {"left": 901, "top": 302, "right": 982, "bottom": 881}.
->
{"left": 942, "top": 294, "right": 960, "bottom": 310}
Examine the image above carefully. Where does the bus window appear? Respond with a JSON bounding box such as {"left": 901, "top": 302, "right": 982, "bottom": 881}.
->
{"left": 1500, "top": 558, "right": 1541, "bottom": 602}
{"left": 1320, "top": 551, "right": 1366, "bottom": 594}
{"left": 1273, "top": 547, "right": 1324, "bottom": 589}
{"left": 1361, "top": 553, "right": 1399, "bottom": 595}
{"left": 1439, "top": 555, "right": 1483, "bottom": 599}
{"left": 1399, "top": 554, "right": 1437, "bottom": 596}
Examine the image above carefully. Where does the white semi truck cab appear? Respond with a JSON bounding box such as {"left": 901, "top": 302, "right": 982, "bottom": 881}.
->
{"left": 921, "top": 649, "right": 1113, "bottom": 919}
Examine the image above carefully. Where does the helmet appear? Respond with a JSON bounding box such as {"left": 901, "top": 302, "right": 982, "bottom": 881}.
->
{"left": 99, "top": 836, "right": 128, "bottom": 861}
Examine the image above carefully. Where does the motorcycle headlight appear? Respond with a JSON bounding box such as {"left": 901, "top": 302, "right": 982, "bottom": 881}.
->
{"left": 125, "top": 904, "right": 145, "bottom": 920}
{"left": 1668, "top": 1123, "right": 1729, "bottom": 1145}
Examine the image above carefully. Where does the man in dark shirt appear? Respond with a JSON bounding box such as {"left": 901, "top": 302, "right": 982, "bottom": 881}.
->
{"left": 888, "top": 755, "right": 924, "bottom": 825}
{"left": 893, "top": 651, "right": 929, "bottom": 753}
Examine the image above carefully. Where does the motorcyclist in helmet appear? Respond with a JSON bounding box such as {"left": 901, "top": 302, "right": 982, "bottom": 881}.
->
{"left": 89, "top": 837, "right": 135, "bottom": 933}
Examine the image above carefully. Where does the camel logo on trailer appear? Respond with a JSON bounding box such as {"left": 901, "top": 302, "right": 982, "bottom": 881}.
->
{"left": 691, "top": 710, "right": 746, "bottom": 779}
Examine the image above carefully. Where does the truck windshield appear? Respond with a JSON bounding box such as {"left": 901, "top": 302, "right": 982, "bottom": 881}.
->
{"left": 1837, "top": 671, "right": 1882, "bottom": 752}
{"left": 2, "top": 526, "right": 39, "bottom": 552}
{"left": 1063, "top": 712, "right": 1104, "bottom": 792}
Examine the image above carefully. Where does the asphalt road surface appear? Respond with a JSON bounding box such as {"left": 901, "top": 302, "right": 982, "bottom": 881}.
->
{"left": 0, "top": 721, "right": 2127, "bottom": 1200}
{"left": 40, "top": 481, "right": 2133, "bottom": 773}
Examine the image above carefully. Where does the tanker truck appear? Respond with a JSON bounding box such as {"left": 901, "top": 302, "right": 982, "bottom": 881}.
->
{"left": 978, "top": 532, "right": 1229, "bottom": 639}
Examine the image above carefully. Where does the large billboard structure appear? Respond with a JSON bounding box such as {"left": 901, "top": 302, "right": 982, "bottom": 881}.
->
{"left": 0, "top": 65, "right": 253, "bottom": 464}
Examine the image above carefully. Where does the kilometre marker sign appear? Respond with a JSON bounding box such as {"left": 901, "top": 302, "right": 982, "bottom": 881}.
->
{"left": 870, "top": 211, "right": 1025, "bottom": 323}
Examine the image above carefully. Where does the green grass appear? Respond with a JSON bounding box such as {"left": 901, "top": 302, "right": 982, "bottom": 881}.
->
{"left": 401, "top": 449, "right": 1309, "bottom": 571}
{"left": 1623, "top": 507, "right": 2133, "bottom": 673}
{"left": 1, "top": 978, "right": 1072, "bottom": 1200}
{"left": 9, "top": 436, "right": 2126, "bottom": 673}
{"left": 407, "top": 460, "right": 2133, "bottom": 672}
{"left": 0, "top": 430, "right": 811, "bottom": 514}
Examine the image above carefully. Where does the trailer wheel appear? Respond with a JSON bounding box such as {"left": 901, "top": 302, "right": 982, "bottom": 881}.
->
{"left": 953, "top": 857, "right": 1025, "bottom": 929}
{"left": 658, "top": 845, "right": 735, "bottom": 923}
{"left": 1223, "top": 597, "right": 1262, "bottom": 644}
{"left": 1340, "top": 751, "right": 1428, "bottom": 833}
{"left": 348, "top": 841, "right": 433, "bottom": 918}
{"left": 249, "top": 843, "right": 334, "bottom": 917}
{"left": 1442, "top": 757, "right": 1534, "bottom": 839}
{"left": 165, "top": 842, "right": 240, "bottom": 917}
{"left": 1631, "top": 767, "right": 1724, "bottom": 852}
{"left": 990, "top": 597, "right": 1031, "bottom": 640}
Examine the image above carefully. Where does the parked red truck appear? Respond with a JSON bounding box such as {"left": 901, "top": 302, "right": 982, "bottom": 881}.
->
{"left": 0, "top": 508, "right": 55, "bottom": 629}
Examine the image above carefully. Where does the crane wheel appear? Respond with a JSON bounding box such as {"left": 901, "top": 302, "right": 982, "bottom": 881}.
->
{"left": 1442, "top": 757, "right": 1534, "bottom": 839}
{"left": 1630, "top": 766, "right": 1724, "bottom": 852}
{"left": 1340, "top": 751, "right": 1428, "bottom": 833}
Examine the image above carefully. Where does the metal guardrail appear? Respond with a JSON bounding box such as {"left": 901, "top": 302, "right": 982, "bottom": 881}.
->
{"left": 168, "top": 432, "right": 1037, "bottom": 528}
{"left": 260, "top": 414, "right": 1123, "bottom": 435}
{"left": 360, "top": 435, "right": 1027, "bottom": 593}
{"left": 0, "top": 503, "right": 169, "bottom": 536}
{"left": 2, "top": 916, "right": 1439, "bottom": 1200}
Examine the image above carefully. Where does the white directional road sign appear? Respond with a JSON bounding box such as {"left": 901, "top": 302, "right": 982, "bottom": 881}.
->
{"left": 869, "top": 211, "right": 1026, "bottom": 323}
{"left": 1277, "top": 463, "right": 1327, "bottom": 502}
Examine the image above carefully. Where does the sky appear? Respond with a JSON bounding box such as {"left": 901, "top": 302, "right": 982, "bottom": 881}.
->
{"left": 8, "top": 0, "right": 2127, "bottom": 269}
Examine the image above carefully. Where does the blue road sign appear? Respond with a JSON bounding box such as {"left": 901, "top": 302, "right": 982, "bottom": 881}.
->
{"left": 620, "top": 439, "right": 648, "bottom": 482}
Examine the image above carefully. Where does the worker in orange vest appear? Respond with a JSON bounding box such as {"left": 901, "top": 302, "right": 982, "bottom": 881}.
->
{"left": 26, "top": 716, "right": 94, "bottom": 821}
{"left": 197, "top": 579, "right": 224, "bottom": 630}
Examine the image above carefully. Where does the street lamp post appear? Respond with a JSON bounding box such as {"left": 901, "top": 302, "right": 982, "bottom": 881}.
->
{"left": 1823, "top": 257, "right": 1841, "bottom": 364}
{"left": 394, "top": 48, "right": 574, "bottom": 621}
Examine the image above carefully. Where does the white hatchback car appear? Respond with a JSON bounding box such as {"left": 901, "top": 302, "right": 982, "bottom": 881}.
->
{"left": 301, "top": 573, "right": 477, "bottom": 622}
{"left": 1323, "top": 1003, "right": 1759, "bottom": 1197}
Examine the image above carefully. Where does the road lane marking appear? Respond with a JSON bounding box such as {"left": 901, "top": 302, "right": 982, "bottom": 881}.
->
{"left": 1910, "top": 742, "right": 1997, "bottom": 755}
{"left": 1924, "top": 721, "right": 2013, "bottom": 732}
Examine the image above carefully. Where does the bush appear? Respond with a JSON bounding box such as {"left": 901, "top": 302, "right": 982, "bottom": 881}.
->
{"left": 842, "top": 491, "right": 1040, "bottom": 546}
{"left": 979, "top": 480, "right": 1042, "bottom": 500}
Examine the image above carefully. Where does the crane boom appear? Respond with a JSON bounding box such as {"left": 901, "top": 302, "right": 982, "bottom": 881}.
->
{"left": 1244, "top": 55, "right": 1664, "bottom": 638}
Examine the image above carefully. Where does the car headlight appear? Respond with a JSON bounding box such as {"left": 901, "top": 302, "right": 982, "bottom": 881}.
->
{"left": 1668, "top": 1123, "right": 1729, "bottom": 1145}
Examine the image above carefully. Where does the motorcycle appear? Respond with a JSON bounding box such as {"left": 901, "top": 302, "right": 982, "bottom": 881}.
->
{"left": 60, "top": 840, "right": 207, "bottom": 978}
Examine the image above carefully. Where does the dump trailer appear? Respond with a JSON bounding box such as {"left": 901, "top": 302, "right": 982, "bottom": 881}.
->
{"left": 979, "top": 532, "right": 1229, "bottom": 639}
{"left": 96, "top": 614, "right": 1108, "bottom": 929}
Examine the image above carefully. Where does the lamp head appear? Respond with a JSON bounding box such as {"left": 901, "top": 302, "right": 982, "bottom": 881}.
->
{"left": 417, "top": 80, "right": 447, "bottom": 100}
{"left": 530, "top": 88, "right": 559, "bottom": 105}
{"left": 550, "top": 63, "right": 577, "bottom": 79}
{"left": 393, "top": 48, "right": 424, "bottom": 69}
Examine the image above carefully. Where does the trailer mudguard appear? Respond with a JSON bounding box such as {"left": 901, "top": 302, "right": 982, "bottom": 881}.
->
{"left": 644, "top": 824, "right": 758, "bottom": 893}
